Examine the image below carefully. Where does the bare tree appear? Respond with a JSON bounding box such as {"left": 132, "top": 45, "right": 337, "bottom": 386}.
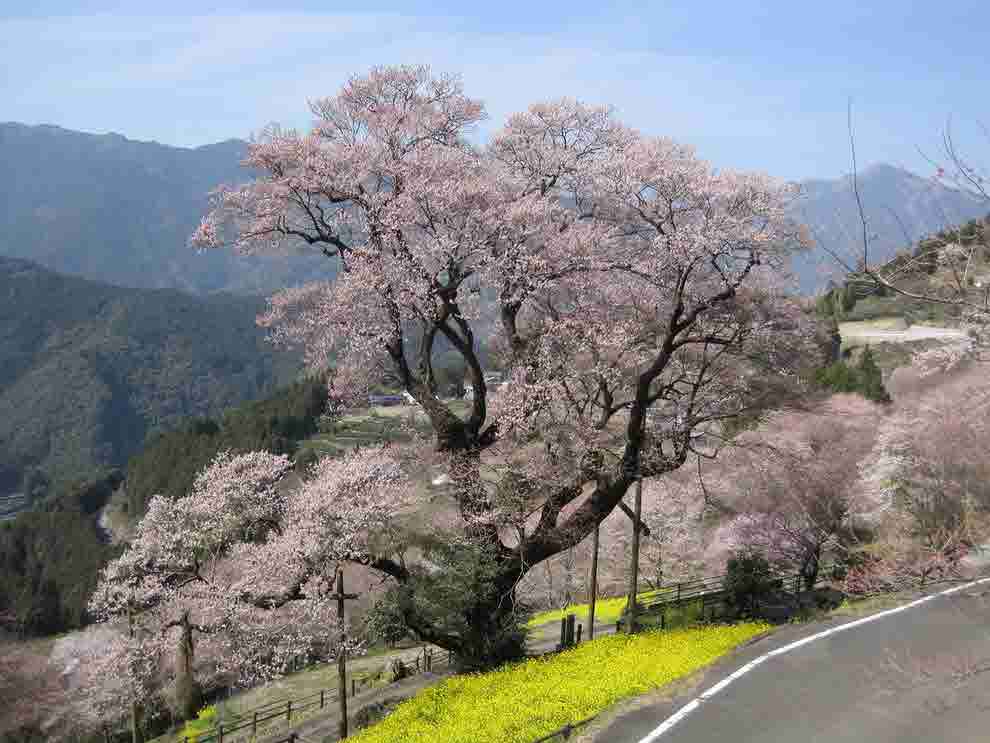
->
{"left": 833, "top": 107, "right": 990, "bottom": 335}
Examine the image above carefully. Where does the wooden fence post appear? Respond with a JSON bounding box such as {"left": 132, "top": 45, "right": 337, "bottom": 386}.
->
{"left": 559, "top": 617, "right": 567, "bottom": 649}
{"left": 352, "top": 678, "right": 356, "bottom": 697}
{"left": 252, "top": 712, "right": 258, "bottom": 735}
{"left": 286, "top": 699, "right": 292, "bottom": 725}
{"left": 320, "top": 690, "right": 325, "bottom": 709}
{"left": 576, "top": 623, "right": 582, "bottom": 644}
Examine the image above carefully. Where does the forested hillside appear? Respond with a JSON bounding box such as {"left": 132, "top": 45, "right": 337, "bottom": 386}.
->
{"left": 0, "top": 256, "right": 301, "bottom": 499}
{"left": 0, "top": 375, "right": 328, "bottom": 638}
{"left": 3, "top": 124, "right": 982, "bottom": 303}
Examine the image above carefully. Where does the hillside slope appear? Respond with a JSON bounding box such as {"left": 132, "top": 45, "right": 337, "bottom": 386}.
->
{"left": 0, "top": 256, "right": 301, "bottom": 496}
{"left": 0, "top": 122, "right": 337, "bottom": 295}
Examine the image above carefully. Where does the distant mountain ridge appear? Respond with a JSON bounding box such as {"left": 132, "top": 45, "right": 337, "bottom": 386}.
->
{"left": 0, "top": 255, "right": 301, "bottom": 495}
{"left": 0, "top": 122, "right": 337, "bottom": 295}
{"left": 789, "top": 163, "right": 988, "bottom": 293}
{"left": 3, "top": 123, "right": 985, "bottom": 300}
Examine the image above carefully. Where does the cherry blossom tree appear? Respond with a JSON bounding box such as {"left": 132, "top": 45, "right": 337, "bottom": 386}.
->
{"left": 84, "top": 448, "right": 391, "bottom": 726}
{"left": 190, "top": 64, "right": 816, "bottom": 668}
{"left": 639, "top": 479, "right": 709, "bottom": 589}
{"left": 0, "top": 639, "right": 67, "bottom": 740}
{"left": 844, "top": 363, "right": 990, "bottom": 594}
{"left": 725, "top": 398, "right": 881, "bottom": 589}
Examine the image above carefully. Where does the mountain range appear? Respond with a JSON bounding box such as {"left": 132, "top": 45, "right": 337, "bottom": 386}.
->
{"left": 0, "top": 122, "right": 337, "bottom": 296}
{"left": 790, "top": 163, "right": 988, "bottom": 292}
{"left": 2, "top": 122, "right": 986, "bottom": 298}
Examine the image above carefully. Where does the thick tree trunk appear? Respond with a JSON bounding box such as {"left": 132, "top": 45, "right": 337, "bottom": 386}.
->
{"left": 801, "top": 549, "right": 821, "bottom": 591}
{"left": 172, "top": 611, "right": 202, "bottom": 721}
{"left": 393, "top": 554, "right": 530, "bottom": 672}
{"left": 454, "top": 574, "right": 528, "bottom": 672}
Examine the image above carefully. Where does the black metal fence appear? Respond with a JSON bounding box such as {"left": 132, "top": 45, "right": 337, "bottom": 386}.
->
{"left": 616, "top": 562, "right": 837, "bottom": 631}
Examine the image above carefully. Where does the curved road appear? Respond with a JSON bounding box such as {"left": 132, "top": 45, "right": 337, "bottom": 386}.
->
{"left": 599, "top": 578, "right": 990, "bottom": 743}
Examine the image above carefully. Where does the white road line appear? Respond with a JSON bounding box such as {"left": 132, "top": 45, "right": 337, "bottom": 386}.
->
{"left": 637, "top": 577, "right": 990, "bottom": 743}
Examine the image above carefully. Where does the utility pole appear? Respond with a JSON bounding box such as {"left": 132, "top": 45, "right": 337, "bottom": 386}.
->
{"left": 328, "top": 569, "right": 359, "bottom": 740}
{"left": 626, "top": 476, "right": 643, "bottom": 634}
{"left": 128, "top": 606, "right": 141, "bottom": 743}
{"left": 587, "top": 523, "right": 599, "bottom": 640}
{"left": 627, "top": 410, "right": 647, "bottom": 636}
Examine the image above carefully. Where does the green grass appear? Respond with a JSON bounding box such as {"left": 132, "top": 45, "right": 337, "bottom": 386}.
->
{"left": 145, "top": 643, "right": 431, "bottom": 743}
{"left": 349, "top": 623, "right": 770, "bottom": 743}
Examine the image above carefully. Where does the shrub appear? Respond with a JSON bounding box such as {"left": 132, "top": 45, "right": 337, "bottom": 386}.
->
{"left": 723, "top": 551, "right": 777, "bottom": 619}
{"left": 856, "top": 347, "right": 891, "bottom": 404}
{"left": 813, "top": 346, "right": 890, "bottom": 403}
{"left": 293, "top": 447, "right": 320, "bottom": 476}
{"left": 355, "top": 697, "right": 406, "bottom": 731}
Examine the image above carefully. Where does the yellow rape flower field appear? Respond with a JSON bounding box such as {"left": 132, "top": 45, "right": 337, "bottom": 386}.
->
{"left": 527, "top": 596, "right": 632, "bottom": 628}
{"left": 349, "top": 622, "right": 770, "bottom": 743}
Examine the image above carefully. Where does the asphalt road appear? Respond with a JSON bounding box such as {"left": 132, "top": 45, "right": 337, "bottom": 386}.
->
{"left": 599, "top": 579, "right": 990, "bottom": 743}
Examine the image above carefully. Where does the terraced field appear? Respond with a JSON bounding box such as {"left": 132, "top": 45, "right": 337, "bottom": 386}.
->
{"left": 295, "top": 401, "right": 470, "bottom": 459}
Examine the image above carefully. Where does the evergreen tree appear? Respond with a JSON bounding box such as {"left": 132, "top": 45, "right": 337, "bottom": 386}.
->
{"left": 857, "top": 346, "right": 892, "bottom": 404}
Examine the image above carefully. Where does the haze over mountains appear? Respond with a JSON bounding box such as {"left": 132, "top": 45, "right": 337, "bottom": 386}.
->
{"left": 0, "top": 122, "right": 336, "bottom": 296}
{"left": 2, "top": 122, "right": 986, "bottom": 298}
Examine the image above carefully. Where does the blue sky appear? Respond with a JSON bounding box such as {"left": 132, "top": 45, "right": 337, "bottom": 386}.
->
{"left": 2, "top": 0, "right": 987, "bottom": 180}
